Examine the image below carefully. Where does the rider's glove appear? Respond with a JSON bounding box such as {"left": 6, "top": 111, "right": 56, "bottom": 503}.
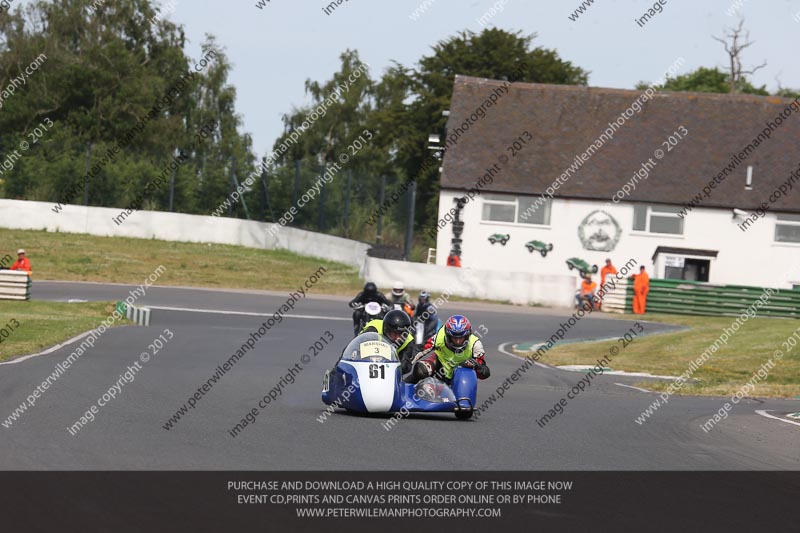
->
{"left": 475, "top": 360, "right": 490, "bottom": 379}
{"left": 464, "top": 358, "right": 490, "bottom": 378}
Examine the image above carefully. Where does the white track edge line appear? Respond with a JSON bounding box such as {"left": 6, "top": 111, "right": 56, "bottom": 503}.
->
{"left": 754, "top": 409, "right": 800, "bottom": 428}
{"left": 614, "top": 383, "right": 654, "bottom": 393}
{"left": 147, "top": 305, "right": 348, "bottom": 321}
{"left": 0, "top": 329, "right": 97, "bottom": 366}
{"left": 497, "top": 342, "right": 552, "bottom": 369}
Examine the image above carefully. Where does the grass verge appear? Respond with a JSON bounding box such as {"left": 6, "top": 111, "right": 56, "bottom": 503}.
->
{"left": 0, "top": 227, "right": 516, "bottom": 303}
{"left": 0, "top": 300, "right": 122, "bottom": 361}
{"left": 1, "top": 228, "right": 364, "bottom": 295}
{"left": 522, "top": 313, "right": 800, "bottom": 398}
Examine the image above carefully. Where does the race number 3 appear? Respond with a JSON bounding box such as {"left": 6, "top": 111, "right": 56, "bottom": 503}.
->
{"left": 368, "top": 364, "right": 386, "bottom": 379}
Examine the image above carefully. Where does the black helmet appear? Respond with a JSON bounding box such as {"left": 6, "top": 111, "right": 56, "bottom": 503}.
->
{"left": 363, "top": 282, "right": 377, "bottom": 295}
{"left": 418, "top": 291, "right": 431, "bottom": 306}
{"left": 383, "top": 310, "right": 411, "bottom": 344}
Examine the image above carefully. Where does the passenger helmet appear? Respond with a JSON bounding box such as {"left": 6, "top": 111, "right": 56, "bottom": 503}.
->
{"left": 383, "top": 310, "right": 411, "bottom": 343}
{"left": 444, "top": 315, "right": 472, "bottom": 353}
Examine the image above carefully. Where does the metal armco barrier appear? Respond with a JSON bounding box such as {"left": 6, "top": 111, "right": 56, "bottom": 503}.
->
{"left": 117, "top": 301, "right": 151, "bottom": 326}
{"left": 0, "top": 270, "right": 31, "bottom": 300}
{"left": 643, "top": 279, "right": 800, "bottom": 318}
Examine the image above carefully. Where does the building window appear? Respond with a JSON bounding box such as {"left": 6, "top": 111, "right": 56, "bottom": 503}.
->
{"left": 633, "top": 205, "right": 684, "bottom": 235}
{"left": 633, "top": 205, "right": 648, "bottom": 231}
{"left": 481, "top": 194, "right": 515, "bottom": 223}
{"left": 481, "top": 194, "right": 551, "bottom": 225}
{"left": 775, "top": 214, "right": 800, "bottom": 243}
{"left": 517, "top": 196, "right": 551, "bottom": 225}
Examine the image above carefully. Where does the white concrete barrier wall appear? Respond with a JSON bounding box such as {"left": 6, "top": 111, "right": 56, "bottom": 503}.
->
{"left": 363, "top": 256, "right": 576, "bottom": 308}
{"left": 0, "top": 270, "right": 31, "bottom": 300}
{"left": 126, "top": 304, "right": 151, "bottom": 326}
{"left": 2, "top": 199, "right": 579, "bottom": 306}
{"left": 600, "top": 277, "right": 628, "bottom": 313}
{"left": 267, "top": 226, "right": 371, "bottom": 273}
{"left": 0, "top": 199, "right": 369, "bottom": 270}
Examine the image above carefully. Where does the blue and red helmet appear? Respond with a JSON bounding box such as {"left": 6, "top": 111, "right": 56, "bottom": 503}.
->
{"left": 444, "top": 315, "right": 472, "bottom": 353}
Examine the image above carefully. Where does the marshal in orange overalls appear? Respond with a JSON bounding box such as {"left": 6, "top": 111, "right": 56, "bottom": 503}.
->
{"left": 600, "top": 260, "right": 617, "bottom": 289}
{"left": 632, "top": 268, "right": 649, "bottom": 314}
{"left": 447, "top": 254, "right": 462, "bottom": 267}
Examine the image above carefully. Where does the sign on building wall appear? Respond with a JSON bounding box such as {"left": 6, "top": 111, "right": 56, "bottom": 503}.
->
{"left": 578, "top": 210, "right": 622, "bottom": 252}
{"left": 664, "top": 256, "right": 685, "bottom": 268}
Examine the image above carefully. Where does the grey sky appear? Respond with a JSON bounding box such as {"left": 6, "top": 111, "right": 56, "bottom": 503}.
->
{"left": 98, "top": 1, "right": 800, "bottom": 156}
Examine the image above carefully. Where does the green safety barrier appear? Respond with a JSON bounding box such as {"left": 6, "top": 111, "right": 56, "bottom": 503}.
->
{"left": 632, "top": 278, "right": 800, "bottom": 318}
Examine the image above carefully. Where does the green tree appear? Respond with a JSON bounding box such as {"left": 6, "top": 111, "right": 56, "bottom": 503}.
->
{"left": 774, "top": 87, "right": 800, "bottom": 100}
{"left": 267, "top": 50, "right": 383, "bottom": 236}
{"left": 636, "top": 66, "right": 767, "bottom": 95}
{"left": 186, "top": 36, "right": 255, "bottom": 217}
{"left": 266, "top": 29, "right": 589, "bottom": 245}
{"left": 0, "top": 0, "right": 252, "bottom": 216}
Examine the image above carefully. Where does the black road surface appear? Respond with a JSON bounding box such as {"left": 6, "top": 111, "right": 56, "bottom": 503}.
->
{"left": 1, "top": 281, "right": 797, "bottom": 470}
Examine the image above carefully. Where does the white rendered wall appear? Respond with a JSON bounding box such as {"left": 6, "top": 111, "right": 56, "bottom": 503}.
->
{"left": 0, "top": 199, "right": 369, "bottom": 270}
{"left": 434, "top": 190, "right": 800, "bottom": 289}
{"left": 363, "top": 256, "right": 575, "bottom": 307}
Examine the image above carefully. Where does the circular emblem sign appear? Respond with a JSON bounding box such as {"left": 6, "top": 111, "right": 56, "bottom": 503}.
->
{"left": 578, "top": 210, "right": 621, "bottom": 252}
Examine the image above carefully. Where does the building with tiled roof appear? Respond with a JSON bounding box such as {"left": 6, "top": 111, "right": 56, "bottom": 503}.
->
{"left": 432, "top": 75, "right": 800, "bottom": 287}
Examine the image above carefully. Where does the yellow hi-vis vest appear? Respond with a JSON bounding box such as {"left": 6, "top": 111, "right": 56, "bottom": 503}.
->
{"left": 432, "top": 328, "right": 478, "bottom": 379}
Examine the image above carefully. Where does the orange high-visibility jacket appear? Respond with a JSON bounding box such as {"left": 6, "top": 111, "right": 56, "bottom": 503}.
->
{"left": 580, "top": 280, "right": 597, "bottom": 295}
{"left": 10, "top": 257, "right": 31, "bottom": 273}
{"left": 600, "top": 264, "right": 617, "bottom": 287}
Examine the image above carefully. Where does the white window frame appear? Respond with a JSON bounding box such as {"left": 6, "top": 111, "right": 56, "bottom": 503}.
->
{"left": 480, "top": 194, "right": 551, "bottom": 228}
{"left": 481, "top": 195, "right": 517, "bottom": 224}
{"left": 632, "top": 205, "right": 684, "bottom": 236}
{"left": 774, "top": 214, "right": 800, "bottom": 244}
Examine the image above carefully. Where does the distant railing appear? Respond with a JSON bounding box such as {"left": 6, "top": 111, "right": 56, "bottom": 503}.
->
{"left": 426, "top": 248, "right": 436, "bottom": 265}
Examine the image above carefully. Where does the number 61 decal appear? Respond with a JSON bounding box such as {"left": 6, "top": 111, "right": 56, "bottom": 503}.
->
{"left": 368, "top": 364, "right": 386, "bottom": 379}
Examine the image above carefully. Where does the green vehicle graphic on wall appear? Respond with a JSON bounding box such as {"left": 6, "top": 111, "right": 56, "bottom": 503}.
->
{"left": 525, "top": 240, "right": 553, "bottom": 257}
{"left": 566, "top": 257, "right": 598, "bottom": 277}
{"left": 488, "top": 233, "right": 510, "bottom": 245}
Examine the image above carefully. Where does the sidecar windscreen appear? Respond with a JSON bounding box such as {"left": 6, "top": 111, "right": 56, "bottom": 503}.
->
{"left": 341, "top": 332, "right": 399, "bottom": 362}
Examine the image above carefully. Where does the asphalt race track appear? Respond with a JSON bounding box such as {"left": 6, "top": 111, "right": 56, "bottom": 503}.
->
{"left": 1, "top": 281, "right": 797, "bottom": 470}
